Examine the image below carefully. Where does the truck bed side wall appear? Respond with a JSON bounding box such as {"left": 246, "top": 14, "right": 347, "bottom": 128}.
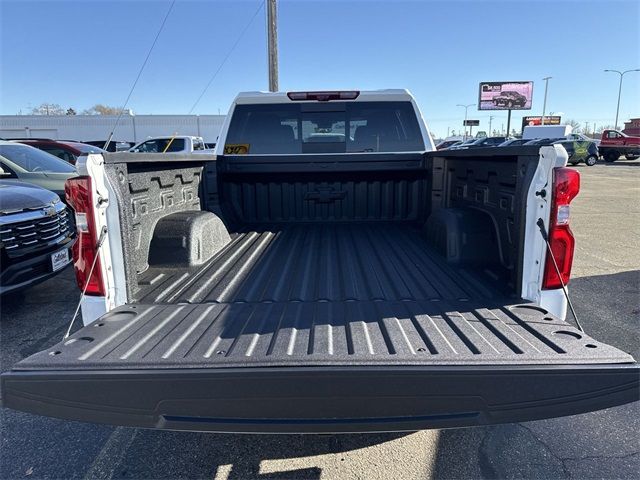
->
{"left": 427, "top": 149, "right": 541, "bottom": 293}
{"left": 104, "top": 156, "right": 211, "bottom": 299}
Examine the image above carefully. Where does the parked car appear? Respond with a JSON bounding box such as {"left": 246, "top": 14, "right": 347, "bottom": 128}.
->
{"left": 0, "top": 141, "right": 77, "bottom": 197}
{"left": 11, "top": 139, "right": 104, "bottom": 164}
{"left": 84, "top": 140, "right": 134, "bottom": 152}
{"left": 435, "top": 139, "right": 462, "bottom": 150}
{"left": 553, "top": 139, "right": 599, "bottom": 166}
{"left": 556, "top": 140, "right": 599, "bottom": 166}
{"left": 129, "top": 136, "right": 212, "bottom": 154}
{"left": 446, "top": 138, "right": 478, "bottom": 150}
{"left": 498, "top": 138, "right": 530, "bottom": 147}
{"left": 492, "top": 91, "right": 527, "bottom": 108}
{"left": 439, "top": 140, "right": 463, "bottom": 150}
{"left": 3, "top": 89, "right": 637, "bottom": 434}
{"left": 454, "top": 136, "right": 507, "bottom": 149}
{"left": 598, "top": 129, "right": 640, "bottom": 162}
{"left": 0, "top": 179, "right": 74, "bottom": 295}
{"left": 519, "top": 138, "right": 598, "bottom": 166}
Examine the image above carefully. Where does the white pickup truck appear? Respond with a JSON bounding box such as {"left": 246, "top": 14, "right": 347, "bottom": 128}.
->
{"left": 129, "top": 135, "right": 213, "bottom": 154}
{"left": 2, "top": 90, "right": 637, "bottom": 433}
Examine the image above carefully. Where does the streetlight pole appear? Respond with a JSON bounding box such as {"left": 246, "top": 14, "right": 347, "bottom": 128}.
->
{"left": 541, "top": 76, "right": 552, "bottom": 125}
{"left": 604, "top": 69, "right": 640, "bottom": 130}
{"left": 456, "top": 103, "right": 475, "bottom": 139}
{"left": 489, "top": 115, "right": 495, "bottom": 136}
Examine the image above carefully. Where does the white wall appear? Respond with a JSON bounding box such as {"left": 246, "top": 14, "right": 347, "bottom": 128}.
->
{"left": 0, "top": 114, "right": 226, "bottom": 143}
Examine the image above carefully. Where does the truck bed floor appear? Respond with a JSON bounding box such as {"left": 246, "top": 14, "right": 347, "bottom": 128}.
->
{"left": 15, "top": 224, "right": 633, "bottom": 371}
{"left": 137, "top": 223, "right": 504, "bottom": 304}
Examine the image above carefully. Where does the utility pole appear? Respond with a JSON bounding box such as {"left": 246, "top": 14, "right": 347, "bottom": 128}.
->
{"left": 267, "top": 0, "right": 279, "bottom": 92}
{"left": 541, "top": 76, "right": 552, "bottom": 125}
{"left": 604, "top": 69, "right": 640, "bottom": 129}
{"left": 489, "top": 115, "right": 495, "bottom": 136}
{"left": 456, "top": 103, "right": 475, "bottom": 139}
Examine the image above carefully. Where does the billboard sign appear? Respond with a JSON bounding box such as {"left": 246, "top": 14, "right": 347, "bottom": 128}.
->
{"left": 521, "top": 116, "right": 562, "bottom": 129}
{"left": 463, "top": 119, "right": 480, "bottom": 126}
{"left": 478, "top": 81, "right": 533, "bottom": 110}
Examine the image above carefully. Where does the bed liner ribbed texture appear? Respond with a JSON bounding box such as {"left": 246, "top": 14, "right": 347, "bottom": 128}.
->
{"left": 136, "top": 223, "right": 504, "bottom": 304}
{"left": 17, "top": 224, "right": 632, "bottom": 371}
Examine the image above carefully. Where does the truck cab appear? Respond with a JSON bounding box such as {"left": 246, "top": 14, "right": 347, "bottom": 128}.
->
{"left": 599, "top": 129, "right": 640, "bottom": 162}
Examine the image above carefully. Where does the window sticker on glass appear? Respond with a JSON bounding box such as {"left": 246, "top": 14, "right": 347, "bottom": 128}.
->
{"left": 224, "top": 144, "right": 250, "bottom": 154}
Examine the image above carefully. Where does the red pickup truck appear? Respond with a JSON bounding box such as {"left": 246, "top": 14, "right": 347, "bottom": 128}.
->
{"left": 599, "top": 129, "right": 640, "bottom": 162}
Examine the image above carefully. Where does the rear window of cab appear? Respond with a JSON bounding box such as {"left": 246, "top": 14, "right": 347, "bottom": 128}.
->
{"left": 225, "top": 102, "right": 425, "bottom": 154}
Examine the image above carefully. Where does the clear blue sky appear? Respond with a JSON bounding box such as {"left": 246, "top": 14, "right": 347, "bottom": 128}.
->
{"left": 1, "top": 0, "right": 639, "bottom": 137}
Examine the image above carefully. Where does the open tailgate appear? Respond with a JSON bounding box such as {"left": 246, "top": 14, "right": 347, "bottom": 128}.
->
{"left": 2, "top": 302, "right": 638, "bottom": 433}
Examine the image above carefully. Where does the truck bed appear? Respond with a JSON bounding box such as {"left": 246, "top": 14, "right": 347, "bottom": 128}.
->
{"left": 14, "top": 224, "right": 631, "bottom": 370}
{"left": 3, "top": 153, "right": 638, "bottom": 433}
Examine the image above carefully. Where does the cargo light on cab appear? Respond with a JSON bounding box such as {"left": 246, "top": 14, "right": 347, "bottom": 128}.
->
{"left": 287, "top": 91, "right": 360, "bottom": 101}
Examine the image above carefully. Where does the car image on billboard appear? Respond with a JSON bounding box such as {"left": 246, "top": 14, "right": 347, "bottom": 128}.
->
{"left": 478, "top": 81, "right": 533, "bottom": 110}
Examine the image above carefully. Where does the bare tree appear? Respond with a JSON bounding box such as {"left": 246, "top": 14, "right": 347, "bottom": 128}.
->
{"left": 31, "top": 103, "right": 65, "bottom": 115}
{"left": 565, "top": 119, "right": 582, "bottom": 133}
{"left": 82, "top": 104, "right": 122, "bottom": 115}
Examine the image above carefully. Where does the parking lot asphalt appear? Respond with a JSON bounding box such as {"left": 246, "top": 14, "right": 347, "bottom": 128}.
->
{"left": 1, "top": 160, "right": 639, "bottom": 480}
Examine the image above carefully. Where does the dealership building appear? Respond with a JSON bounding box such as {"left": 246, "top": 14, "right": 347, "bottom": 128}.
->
{"left": 623, "top": 118, "right": 640, "bottom": 136}
{"left": 0, "top": 114, "right": 226, "bottom": 144}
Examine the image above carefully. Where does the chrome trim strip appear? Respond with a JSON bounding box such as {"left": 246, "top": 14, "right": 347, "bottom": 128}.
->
{"left": 0, "top": 202, "right": 66, "bottom": 226}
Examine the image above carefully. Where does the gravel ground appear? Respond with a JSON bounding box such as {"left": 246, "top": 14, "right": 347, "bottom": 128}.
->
{"left": 1, "top": 160, "right": 638, "bottom": 480}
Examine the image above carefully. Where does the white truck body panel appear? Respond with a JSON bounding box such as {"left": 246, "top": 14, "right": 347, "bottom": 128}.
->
{"left": 76, "top": 153, "right": 127, "bottom": 325}
{"left": 520, "top": 145, "right": 569, "bottom": 319}
{"left": 523, "top": 125, "right": 573, "bottom": 140}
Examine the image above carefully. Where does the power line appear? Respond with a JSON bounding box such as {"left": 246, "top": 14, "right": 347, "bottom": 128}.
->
{"left": 188, "top": 0, "right": 265, "bottom": 114}
{"left": 103, "top": 0, "right": 177, "bottom": 148}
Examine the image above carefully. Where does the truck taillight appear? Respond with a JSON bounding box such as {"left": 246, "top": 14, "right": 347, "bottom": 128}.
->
{"left": 542, "top": 167, "right": 580, "bottom": 290}
{"left": 65, "top": 176, "right": 106, "bottom": 296}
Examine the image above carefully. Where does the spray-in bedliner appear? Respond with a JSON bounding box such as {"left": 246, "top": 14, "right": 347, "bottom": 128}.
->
{"left": 13, "top": 224, "right": 633, "bottom": 370}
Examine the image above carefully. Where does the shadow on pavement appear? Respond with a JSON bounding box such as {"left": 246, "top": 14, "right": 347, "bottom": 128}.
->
{"left": 92, "top": 429, "right": 409, "bottom": 479}
{"left": 568, "top": 270, "right": 640, "bottom": 357}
